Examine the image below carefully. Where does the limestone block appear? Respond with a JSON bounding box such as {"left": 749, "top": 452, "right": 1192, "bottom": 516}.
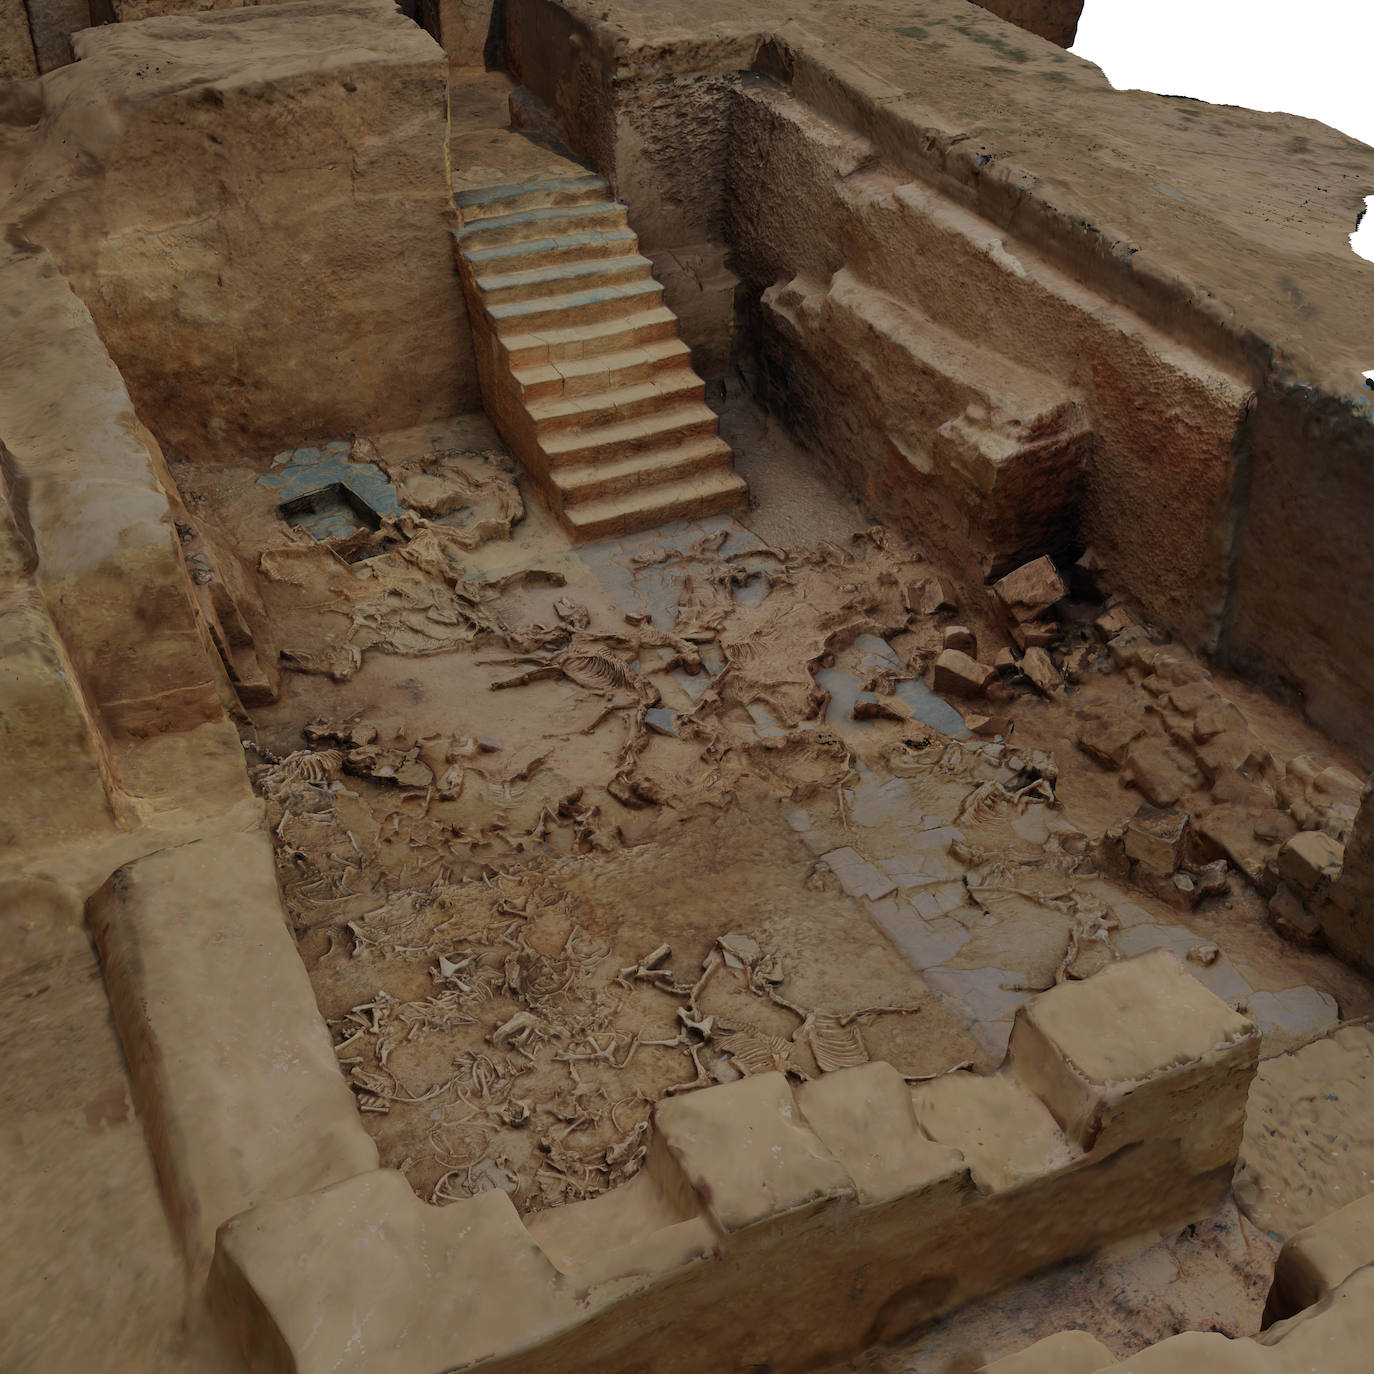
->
{"left": 933, "top": 647, "right": 996, "bottom": 698}
{"left": 1123, "top": 804, "right": 1188, "bottom": 877}
{"left": 87, "top": 831, "right": 378, "bottom": 1272}
{"left": 1020, "top": 645, "right": 1062, "bottom": 696}
{"left": 1322, "top": 785, "right": 1374, "bottom": 975}
{"left": 991, "top": 555, "right": 1066, "bottom": 624}
{"left": 22, "top": 0, "right": 476, "bottom": 462}
{"left": 796, "top": 1061, "right": 965, "bottom": 1206}
{"left": 1278, "top": 829, "right": 1344, "bottom": 894}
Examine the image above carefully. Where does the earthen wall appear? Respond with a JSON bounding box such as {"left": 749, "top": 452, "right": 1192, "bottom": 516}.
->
{"left": 17, "top": 0, "right": 480, "bottom": 463}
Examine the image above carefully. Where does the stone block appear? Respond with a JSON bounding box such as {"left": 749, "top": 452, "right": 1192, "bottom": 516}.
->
{"left": 933, "top": 647, "right": 996, "bottom": 697}
{"left": 1020, "top": 645, "right": 1062, "bottom": 696}
{"left": 654, "top": 1072, "right": 855, "bottom": 1231}
{"left": 991, "top": 555, "right": 1066, "bottom": 624}
{"left": 943, "top": 624, "right": 977, "bottom": 654}
{"left": 1125, "top": 738, "right": 1201, "bottom": 807}
{"left": 1123, "top": 803, "right": 1189, "bottom": 876}
{"left": 797, "top": 1062, "right": 965, "bottom": 1206}
{"left": 1278, "top": 830, "right": 1344, "bottom": 894}
{"left": 1077, "top": 707, "right": 1145, "bottom": 769}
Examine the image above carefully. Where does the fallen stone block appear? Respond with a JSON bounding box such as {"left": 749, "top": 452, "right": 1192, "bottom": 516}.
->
{"left": 1125, "top": 738, "right": 1201, "bottom": 808}
{"left": 991, "top": 555, "right": 1065, "bottom": 624}
{"left": 1011, "top": 618, "right": 1057, "bottom": 649}
{"left": 933, "top": 648, "right": 996, "bottom": 698}
{"left": 1269, "top": 882, "right": 1324, "bottom": 948}
{"left": 1123, "top": 804, "right": 1188, "bottom": 876}
{"left": 1077, "top": 708, "right": 1146, "bottom": 770}
{"left": 1278, "top": 830, "right": 1345, "bottom": 894}
{"left": 905, "top": 575, "right": 956, "bottom": 616}
{"left": 1094, "top": 602, "right": 1136, "bottom": 640}
{"left": 1020, "top": 646, "right": 1062, "bottom": 696}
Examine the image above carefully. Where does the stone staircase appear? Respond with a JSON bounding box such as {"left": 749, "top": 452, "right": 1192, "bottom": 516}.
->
{"left": 452, "top": 172, "right": 747, "bottom": 540}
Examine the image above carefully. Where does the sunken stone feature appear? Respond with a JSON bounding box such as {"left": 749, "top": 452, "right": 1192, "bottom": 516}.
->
{"left": 4, "top": 3, "right": 1374, "bottom": 1374}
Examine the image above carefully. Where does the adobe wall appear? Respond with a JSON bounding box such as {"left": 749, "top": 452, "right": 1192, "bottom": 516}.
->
{"left": 726, "top": 77, "right": 1249, "bottom": 612}
{"left": 210, "top": 951, "right": 1258, "bottom": 1374}
{"left": 505, "top": 0, "right": 1374, "bottom": 761}
{"left": 12, "top": 0, "right": 479, "bottom": 463}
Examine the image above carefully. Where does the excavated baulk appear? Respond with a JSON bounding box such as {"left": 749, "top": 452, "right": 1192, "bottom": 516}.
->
{"left": 209, "top": 950, "right": 1258, "bottom": 1374}
{"left": 452, "top": 172, "right": 748, "bottom": 540}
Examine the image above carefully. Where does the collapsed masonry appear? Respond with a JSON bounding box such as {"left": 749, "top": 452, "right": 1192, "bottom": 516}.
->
{"left": 4, "top": 1, "right": 1374, "bottom": 1373}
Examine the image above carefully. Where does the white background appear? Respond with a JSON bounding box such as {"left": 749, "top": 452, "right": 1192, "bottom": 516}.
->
{"left": 1070, "top": 0, "right": 1374, "bottom": 263}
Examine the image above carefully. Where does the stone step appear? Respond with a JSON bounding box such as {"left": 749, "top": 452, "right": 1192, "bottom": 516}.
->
{"left": 463, "top": 227, "right": 640, "bottom": 275}
{"left": 512, "top": 338, "right": 693, "bottom": 404}
{"left": 555, "top": 436, "right": 736, "bottom": 506}
{"left": 541, "top": 402, "right": 721, "bottom": 469}
{"left": 487, "top": 277, "right": 664, "bottom": 335}
{"left": 475, "top": 253, "right": 654, "bottom": 307}
{"left": 529, "top": 369, "right": 705, "bottom": 433}
{"left": 453, "top": 173, "right": 609, "bottom": 225}
{"left": 454, "top": 201, "right": 628, "bottom": 251}
{"left": 497, "top": 307, "right": 680, "bottom": 369}
{"left": 564, "top": 469, "right": 750, "bottom": 540}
